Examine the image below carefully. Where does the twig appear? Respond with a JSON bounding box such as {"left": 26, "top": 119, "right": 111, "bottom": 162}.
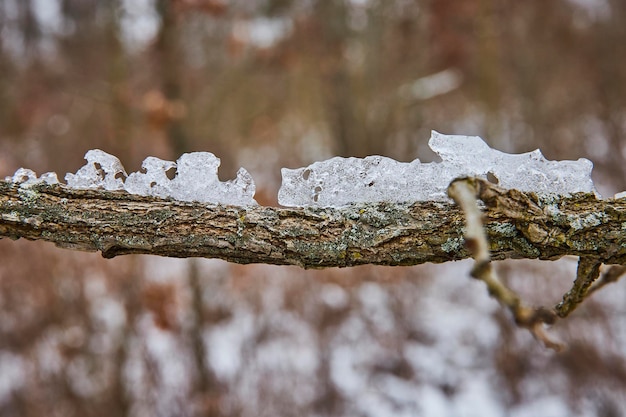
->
{"left": 554, "top": 257, "right": 601, "bottom": 318}
{"left": 448, "top": 178, "right": 563, "bottom": 351}
{"left": 587, "top": 265, "right": 626, "bottom": 296}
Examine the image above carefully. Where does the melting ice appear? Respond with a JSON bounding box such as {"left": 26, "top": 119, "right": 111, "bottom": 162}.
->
{"left": 65, "top": 149, "right": 127, "bottom": 191}
{"left": 124, "top": 152, "right": 257, "bottom": 206}
{"left": 5, "top": 168, "right": 59, "bottom": 186}
{"left": 4, "top": 131, "right": 604, "bottom": 207}
{"left": 5, "top": 149, "right": 257, "bottom": 206}
{"left": 278, "top": 131, "right": 597, "bottom": 207}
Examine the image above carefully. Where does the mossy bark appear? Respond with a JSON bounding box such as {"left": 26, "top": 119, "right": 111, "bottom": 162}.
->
{"left": 0, "top": 181, "right": 624, "bottom": 268}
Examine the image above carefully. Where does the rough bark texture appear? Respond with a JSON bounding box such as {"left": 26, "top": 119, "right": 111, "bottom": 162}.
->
{"left": 0, "top": 181, "right": 624, "bottom": 268}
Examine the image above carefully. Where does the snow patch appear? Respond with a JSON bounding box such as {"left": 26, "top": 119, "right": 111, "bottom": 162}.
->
{"left": 0, "top": 352, "right": 26, "bottom": 404}
{"left": 207, "top": 309, "right": 255, "bottom": 380}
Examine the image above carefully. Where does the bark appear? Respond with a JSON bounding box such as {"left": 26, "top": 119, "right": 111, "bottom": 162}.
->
{"left": 0, "top": 181, "right": 624, "bottom": 268}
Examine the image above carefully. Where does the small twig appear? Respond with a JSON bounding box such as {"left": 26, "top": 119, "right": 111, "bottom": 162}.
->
{"left": 554, "top": 257, "right": 602, "bottom": 318}
{"left": 586, "top": 265, "right": 626, "bottom": 297}
{"left": 448, "top": 178, "right": 563, "bottom": 351}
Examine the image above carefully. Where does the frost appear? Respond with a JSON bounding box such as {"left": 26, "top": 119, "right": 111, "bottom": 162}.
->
{"left": 65, "top": 149, "right": 127, "bottom": 191}
{"left": 278, "top": 131, "right": 597, "bottom": 207}
{"left": 5, "top": 168, "right": 59, "bottom": 187}
{"left": 125, "top": 152, "right": 257, "bottom": 206}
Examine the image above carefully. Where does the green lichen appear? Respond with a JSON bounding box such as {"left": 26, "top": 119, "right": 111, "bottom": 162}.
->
{"left": 441, "top": 237, "right": 463, "bottom": 253}
{"left": 147, "top": 209, "right": 175, "bottom": 223}
{"left": 2, "top": 211, "right": 20, "bottom": 222}
{"left": 510, "top": 236, "right": 541, "bottom": 257}
{"left": 568, "top": 239, "right": 598, "bottom": 252}
{"left": 236, "top": 213, "right": 246, "bottom": 237}
{"left": 567, "top": 213, "right": 606, "bottom": 230}
{"left": 17, "top": 187, "right": 39, "bottom": 206}
{"left": 487, "top": 222, "right": 518, "bottom": 237}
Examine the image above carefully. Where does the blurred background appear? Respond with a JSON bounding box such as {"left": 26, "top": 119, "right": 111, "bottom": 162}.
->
{"left": 1, "top": 0, "right": 626, "bottom": 416}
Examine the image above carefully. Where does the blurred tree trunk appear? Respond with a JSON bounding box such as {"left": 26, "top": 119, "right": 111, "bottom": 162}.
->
{"left": 103, "top": 0, "right": 133, "bottom": 157}
{"left": 155, "top": 0, "right": 188, "bottom": 156}
{"left": 17, "top": 0, "right": 40, "bottom": 57}
{"left": 153, "top": 4, "right": 223, "bottom": 412}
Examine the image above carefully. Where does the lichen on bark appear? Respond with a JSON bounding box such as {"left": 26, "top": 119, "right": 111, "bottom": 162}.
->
{"left": 0, "top": 180, "right": 624, "bottom": 268}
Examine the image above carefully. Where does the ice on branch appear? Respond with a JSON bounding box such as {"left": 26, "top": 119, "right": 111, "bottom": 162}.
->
{"left": 278, "top": 131, "right": 597, "bottom": 207}
{"left": 125, "top": 157, "right": 177, "bottom": 199}
{"left": 125, "top": 152, "right": 257, "bottom": 206}
{"left": 4, "top": 131, "right": 604, "bottom": 207}
{"left": 65, "top": 149, "right": 127, "bottom": 191}
{"left": 5, "top": 168, "right": 59, "bottom": 187}
{"left": 7, "top": 149, "right": 257, "bottom": 205}
{"left": 61, "top": 149, "right": 257, "bottom": 206}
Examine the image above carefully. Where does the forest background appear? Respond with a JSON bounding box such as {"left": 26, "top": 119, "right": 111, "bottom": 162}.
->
{"left": 0, "top": 1, "right": 625, "bottom": 416}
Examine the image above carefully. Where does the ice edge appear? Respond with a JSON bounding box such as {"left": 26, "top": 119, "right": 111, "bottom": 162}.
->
{"left": 278, "top": 130, "right": 600, "bottom": 207}
{"left": 6, "top": 151, "right": 258, "bottom": 206}
{"left": 4, "top": 131, "right": 614, "bottom": 207}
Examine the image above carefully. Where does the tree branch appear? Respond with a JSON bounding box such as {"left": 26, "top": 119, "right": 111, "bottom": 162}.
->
{"left": 555, "top": 257, "right": 602, "bottom": 318}
{"left": 449, "top": 178, "right": 563, "bottom": 351}
{"left": 0, "top": 181, "right": 624, "bottom": 268}
{"left": 587, "top": 265, "right": 626, "bottom": 295}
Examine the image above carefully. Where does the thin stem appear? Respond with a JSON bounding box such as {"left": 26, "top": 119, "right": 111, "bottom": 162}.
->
{"left": 586, "top": 265, "right": 626, "bottom": 297}
{"left": 555, "top": 257, "right": 602, "bottom": 318}
{"left": 448, "top": 177, "right": 563, "bottom": 351}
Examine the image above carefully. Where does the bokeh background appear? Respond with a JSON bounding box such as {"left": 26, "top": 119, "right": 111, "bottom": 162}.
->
{"left": 1, "top": 1, "right": 626, "bottom": 416}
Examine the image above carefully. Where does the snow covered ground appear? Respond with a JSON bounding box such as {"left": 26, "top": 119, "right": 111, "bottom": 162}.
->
{"left": 118, "top": 256, "right": 626, "bottom": 416}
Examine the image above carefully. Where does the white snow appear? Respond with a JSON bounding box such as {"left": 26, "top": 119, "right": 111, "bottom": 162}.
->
{"left": 509, "top": 395, "right": 571, "bottom": 417}
{"left": 206, "top": 308, "right": 256, "bottom": 380}
{"left": 0, "top": 352, "right": 26, "bottom": 404}
{"left": 319, "top": 283, "right": 349, "bottom": 309}
{"left": 278, "top": 131, "right": 597, "bottom": 207}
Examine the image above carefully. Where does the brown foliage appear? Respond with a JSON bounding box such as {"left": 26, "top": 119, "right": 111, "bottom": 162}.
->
{"left": 1, "top": 0, "right": 625, "bottom": 415}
